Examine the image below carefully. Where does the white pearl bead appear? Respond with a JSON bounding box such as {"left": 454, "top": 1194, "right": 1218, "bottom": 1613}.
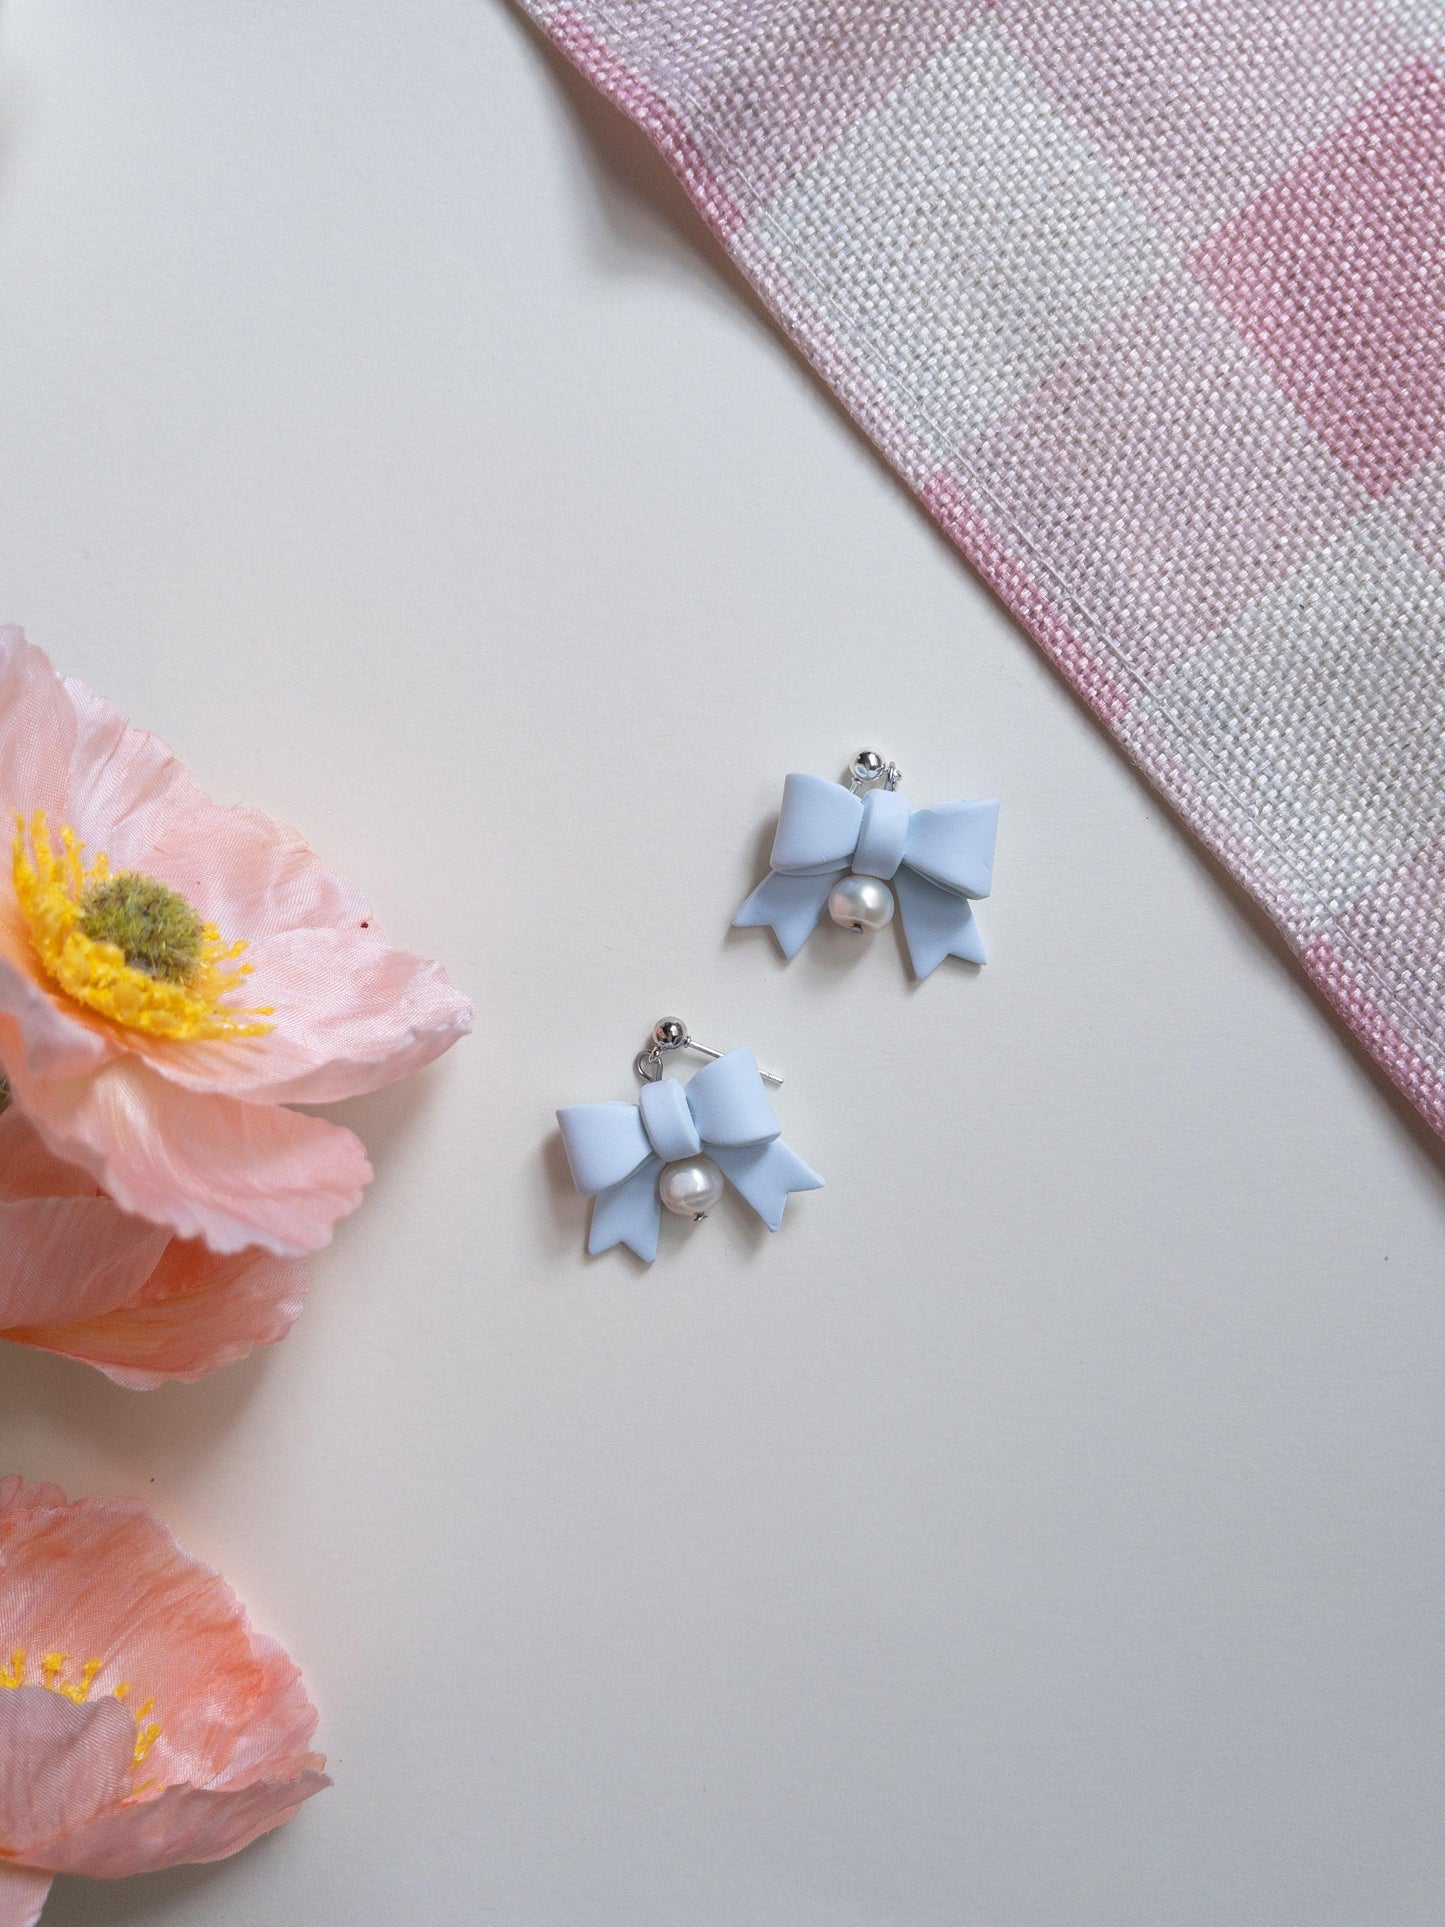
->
{"left": 828, "top": 873, "right": 895, "bottom": 933}
{"left": 658, "top": 1156, "right": 725, "bottom": 1220}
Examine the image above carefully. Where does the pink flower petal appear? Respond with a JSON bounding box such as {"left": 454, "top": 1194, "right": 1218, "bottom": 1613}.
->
{"left": 0, "top": 1111, "right": 172, "bottom": 1331}
{"left": 0, "top": 1477, "right": 66, "bottom": 1515}
{"left": 0, "top": 963, "right": 112, "bottom": 1084}
{"left": 0, "top": 1114, "right": 308, "bottom": 1383}
{"left": 2, "top": 1054, "right": 371, "bottom": 1256}
{"left": 0, "top": 1688, "right": 134, "bottom": 1855}
{"left": 129, "top": 927, "right": 472, "bottom": 1104}
{"left": 34, "top": 1772, "right": 330, "bottom": 1879}
{"left": 0, "top": 1110, "right": 98, "bottom": 1204}
{"left": 56, "top": 678, "right": 200, "bottom": 875}
{"left": 0, "top": 1866, "right": 53, "bottom": 1927}
{"left": 6, "top": 1242, "right": 308, "bottom": 1388}
{"left": 211, "top": 1637, "right": 323, "bottom": 1788}
{"left": 60, "top": 676, "right": 371, "bottom": 935}
{"left": 0, "top": 629, "right": 75, "bottom": 826}
{"left": 0, "top": 1198, "right": 171, "bottom": 1329}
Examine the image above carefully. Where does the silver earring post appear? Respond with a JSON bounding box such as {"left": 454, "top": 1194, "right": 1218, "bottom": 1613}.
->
{"left": 848, "top": 748, "right": 902, "bottom": 794}
{"left": 635, "top": 1017, "right": 783, "bottom": 1087}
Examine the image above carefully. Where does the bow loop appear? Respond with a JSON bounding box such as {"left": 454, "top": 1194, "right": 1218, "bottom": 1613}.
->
{"left": 770, "top": 773, "right": 863, "bottom": 875}
{"left": 556, "top": 1101, "right": 652, "bottom": 1197}
{"left": 903, "top": 799, "right": 999, "bottom": 899}
{"left": 683, "top": 1048, "right": 780, "bottom": 1147}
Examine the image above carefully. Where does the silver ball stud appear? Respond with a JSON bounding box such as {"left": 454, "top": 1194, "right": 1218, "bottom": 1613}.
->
{"left": 658, "top": 1156, "right": 725, "bottom": 1220}
{"left": 652, "top": 1017, "right": 688, "bottom": 1052}
{"left": 828, "top": 874, "right": 896, "bottom": 933}
{"left": 851, "top": 748, "right": 885, "bottom": 785}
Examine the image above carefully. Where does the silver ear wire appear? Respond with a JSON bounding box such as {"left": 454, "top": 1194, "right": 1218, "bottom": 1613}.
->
{"left": 848, "top": 748, "right": 902, "bottom": 793}
{"left": 635, "top": 1017, "right": 782, "bottom": 1087}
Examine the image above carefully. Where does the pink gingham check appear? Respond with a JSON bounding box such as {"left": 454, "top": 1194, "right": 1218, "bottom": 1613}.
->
{"left": 518, "top": 1, "right": 1445, "bottom": 1136}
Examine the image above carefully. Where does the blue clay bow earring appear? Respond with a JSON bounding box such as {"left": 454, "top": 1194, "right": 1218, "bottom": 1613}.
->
{"left": 557, "top": 1018, "right": 823, "bottom": 1262}
{"left": 734, "top": 749, "right": 1000, "bottom": 979}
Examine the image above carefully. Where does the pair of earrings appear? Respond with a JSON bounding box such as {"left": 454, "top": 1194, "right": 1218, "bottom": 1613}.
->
{"left": 558, "top": 750, "right": 1000, "bottom": 1262}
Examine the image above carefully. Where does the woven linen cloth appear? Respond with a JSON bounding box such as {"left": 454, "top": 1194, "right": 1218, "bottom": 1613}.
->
{"left": 517, "top": 0, "right": 1445, "bottom": 1136}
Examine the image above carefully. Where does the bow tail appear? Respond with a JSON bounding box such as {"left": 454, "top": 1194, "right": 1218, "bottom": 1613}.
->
{"left": 588, "top": 1158, "right": 663, "bottom": 1262}
{"left": 710, "top": 1139, "right": 824, "bottom": 1232}
{"left": 893, "top": 867, "right": 987, "bottom": 979}
{"left": 733, "top": 870, "right": 839, "bottom": 960}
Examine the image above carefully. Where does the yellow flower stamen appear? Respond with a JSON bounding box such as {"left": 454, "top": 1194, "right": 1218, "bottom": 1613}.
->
{"left": 6, "top": 1649, "right": 164, "bottom": 1770}
{"left": 40, "top": 1652, "right": 101, "bottom": 1704}
{"left": 12, "top": 812, "right": 273, "bottom": 1041}
{"left": 56, "top": 1658, "right": 103, "bottom": 1706}
{"left": 131, "top": 1699, "right": 162, "bottom": 1766}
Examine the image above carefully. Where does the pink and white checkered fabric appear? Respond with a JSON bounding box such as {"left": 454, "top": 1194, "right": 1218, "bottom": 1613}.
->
{"left": 519, "top": 0, "right": 1445, "bottom": 1135}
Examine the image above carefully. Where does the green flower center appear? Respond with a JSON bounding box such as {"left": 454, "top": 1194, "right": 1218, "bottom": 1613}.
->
{"left": 78, "top": 874, "right": 206, "bottom": 985}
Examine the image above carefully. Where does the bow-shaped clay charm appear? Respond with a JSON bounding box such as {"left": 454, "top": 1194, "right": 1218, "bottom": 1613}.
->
{"left": 734, "top": 772, "right": 999, "bottom": 978}
{"left": 557, "top": 1048, "right": 823, "bottom": 1262}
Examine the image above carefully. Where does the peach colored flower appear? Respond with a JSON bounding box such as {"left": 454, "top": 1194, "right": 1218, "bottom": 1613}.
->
{"left": 0, "top": 626, "right": 471, "bottom": 1257}
{"left": 0, "top": 1476, "right": 328, "bottom": 1926}
{"left": 0, "top": 1106, "right": 305, "bottom": 1387}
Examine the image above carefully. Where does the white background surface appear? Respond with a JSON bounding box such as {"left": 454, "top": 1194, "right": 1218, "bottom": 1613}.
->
{"left": 1, "top": 4, "right": 1443, "bottom": 1923}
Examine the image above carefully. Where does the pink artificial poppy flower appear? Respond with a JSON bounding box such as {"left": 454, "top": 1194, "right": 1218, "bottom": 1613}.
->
{"left": 0, "top": 626, "right": 471, "bottom": 1257}
{"left": 0, "top": 1106, "right": 305, "bottom": 1386}
{"left": 0, "top": 1475, "right": 328, "bottom": 1926}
